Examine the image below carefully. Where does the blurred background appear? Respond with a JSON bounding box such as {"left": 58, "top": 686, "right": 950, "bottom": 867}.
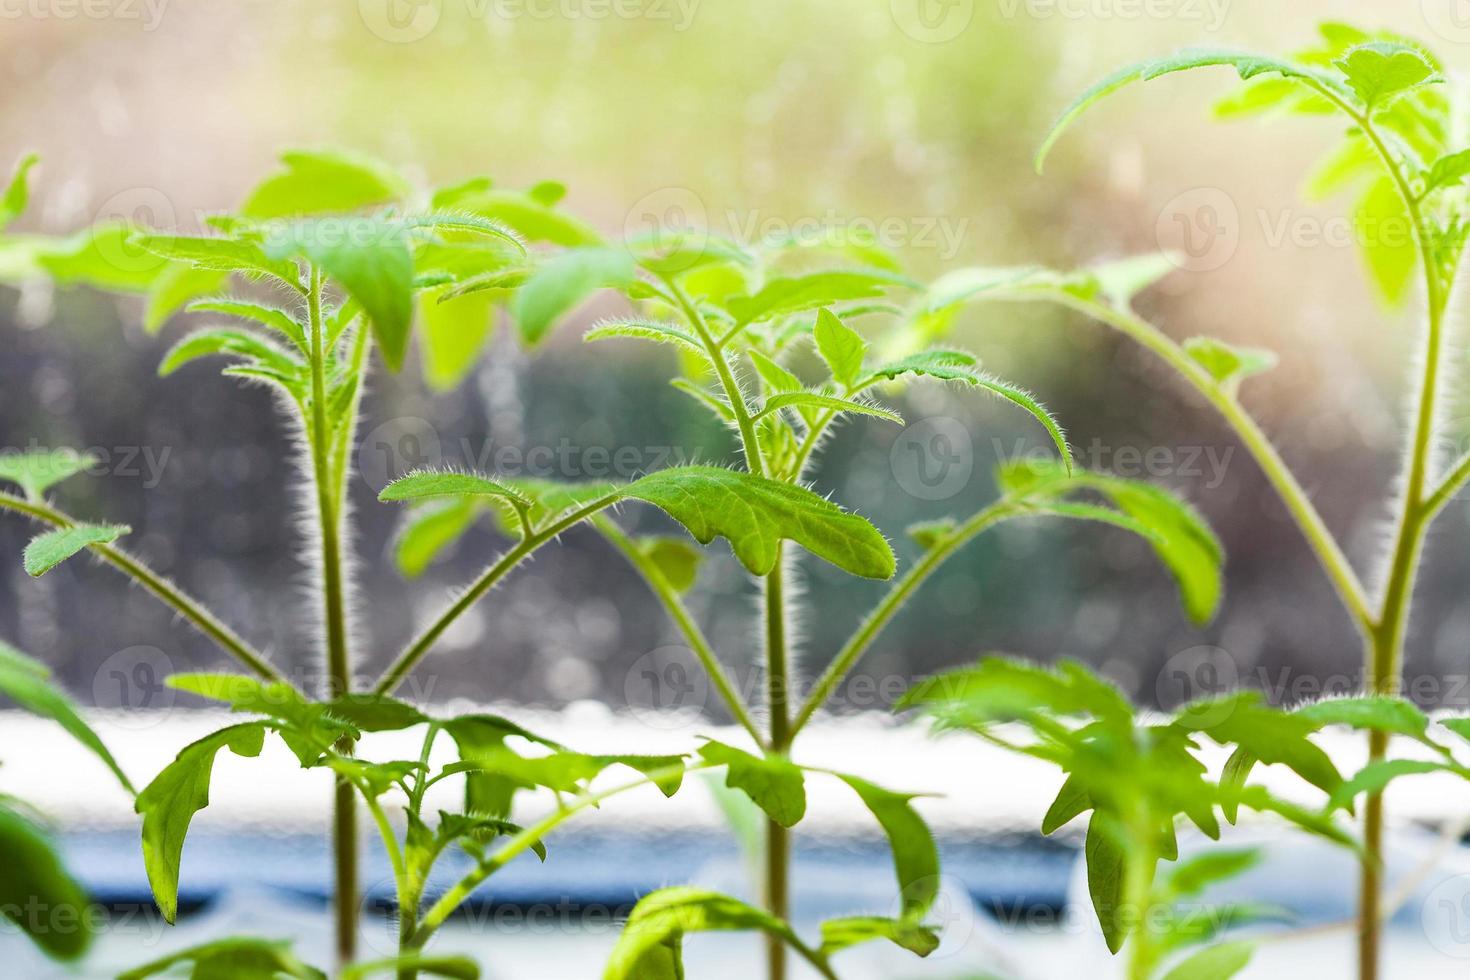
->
{"left": 5, "top": 0, "right": 1470, "bottom": 976}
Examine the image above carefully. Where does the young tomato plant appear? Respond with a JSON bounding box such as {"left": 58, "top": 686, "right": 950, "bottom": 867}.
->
{"left": 0, "top": 148, "right": 721, "bottom": 978}
{"left": 901, "top": 658, "right": 1383, "bottom": 979}
{"left": 925, "top": 21, "right": 1470, "bottom": 980}
{"left": 381, "top": 214, "right": 1233, "bottom": 978}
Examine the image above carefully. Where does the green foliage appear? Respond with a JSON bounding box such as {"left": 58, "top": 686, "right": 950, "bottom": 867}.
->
{"left": 602, "top": 888, "right": 837, "bottom": 980}
{"left": 902, "top": 657, "right": 1351, "bottom": 964}
{"left": 135, "top": 723, "right": 268, "bottom": 923}
{"left": 698, "top": 740, "right": 806, "bottom": 828}
{"left": 999, "top": 459, "right": 1224, "bottom": 625}
{"left": 118, "top": 937, "right": 327, "bottom": 980}
{"left": 0, "top": 641, "right": 133, "bottom": 791}
{"left": 0, "top": 449, "right": 97, "bottom": 500}
{"left": 0, "top": 152, "right": 39, "bottom": 231}
{"left": 1039, "top": 25, "right": 1466, "bottom": 307}
{"left": 23, "top": 522, "right": 129, "bottom": 577}
{"left": 0, "top": 805, "right": 94, "bottom": 961}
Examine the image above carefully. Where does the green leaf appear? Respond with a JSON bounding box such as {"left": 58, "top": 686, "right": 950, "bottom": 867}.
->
{"left": 747, "top": 349, "right": 805, "bottom": 393}
{"left": 757, "top": 391, "right": 903, "bottom": 425}
{"left": 0, "top": 449, "right": 97, "bottom": 499}
{"left": 0, "top": 804, "right": 93, "bottom": 960}
{"left": 1356, "top": 176, "right": 1417, "bottom": 307}
{"left": 1041, "top": 774, "right": 1092, "bottom": 834}
{"left": 135, "top": 723, "right": 268, "bottom": 922}
{"left": 585, "top": 317, "right": 704, "bottom": 356}
{"left": 813, "top": 309, "right": 867, "bottom": 387}
{"left": 1327, "top": 759, "right": 1456, "bottom": 812}
{"left": 819, "top": 916, "right": 940, "bottom": 957}
{"left": 0, "top": 152, "right": 39, "bottom": 231}
{"left": 899, "top": 656, "right": 1133, "bottom": 727}
{"left": 188, "top": 299, "right": 309, "bottom": 353}
{"left": 380, "top": 470, "right": 533, "bottom": 509}
{"left": 603, "top": 887, "right": 835, "bottom": 980}
{"left": 1423, "top": 149, "right": 1470, "bottom": 197}
{"left": 1164, "top": 849, "right": 1261, "bottom": 898}
{"left": 342, "top": 953, "right": 480, "bottom": 980}
{"left": 392, "top": 497, "right": 480, "bottom": 579}
{"left": 514, "top": 247, "right": 637, "bottom": 345}
{"left": 263, "top": 217, "right": 415, "bottom": 371}
{"left": 159, "top": 328, "right": 300, "bottom": 378}
{"left": 1293, "top": 696, "right": 1431, "bottom": 742}
{"left": 241, "top": 148, "right": 410, "bottom": 219}
{"left": 698, "top": 741, "right": 806, "bottom": 828}
{"left": 1085, "top": 812, "right": 1128, "bottom": 954}
{"left": 1183, "top": 337, "right": 1277, "bottom": 391}
{"left": 419, "top": 285, "right": 496, "bottom": 391}
{"left": 24, "top": 523, "right": 129, "bottom": 577}
{"left": 1160, "top": 941, "right": 1255, "bottom": 980}
{"left": 433, "top": 811, "right": 546, "bottom": 863}
{"left": 35, "top": 222, "right": 170, "bottom": 292}
{"left": 442, "top": 715, "right": 562, "bottom": 818}
{"left": 132, "top": 233, "right": 300, "bottom": 285}
{"left": 637, "top": 536, "right": 704, "bottom": 593}
{"left": 144, "top": 265, "right": 228, "bottom": 335}
{"left": 999, "top": 461, "right": 1223, "bottom": 624}
{"left": 1037, "top": 49, "right": 1340, "bottom": 171}
{"left": 728, "top": 269, "right": 914, "bottom": 325}
{"left": 0, "top": 641, "right": 133, "bottom": 792}
{"left": 1175, "top": 693, "right": 1341, "bottom": 794}
{"left": 324, "top": 693, "right": 428, "bottom": 732}
{"left": 621, "top": 466, "right": 895, "bottom": 579}
{"left": 118, "top": 936, "right": 325, "bottom": 980}
{"left": 834, "top": 774, "right": 939, "bottom": 918}
{"left": 164, "top": 673, "right": 355, "bottom": 766}
{"left": 436, "top": 184, "right": 602, "bottom": 247}
{"left": 1334, "top": 42, "right": 1437, "bottom": 110}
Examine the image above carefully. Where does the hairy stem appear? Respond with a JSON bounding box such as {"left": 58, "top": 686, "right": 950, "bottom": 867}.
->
{"left": 0, "top": 490, "right": 284, "bottom": 683}
{"left": 306, "top": 269, "right": 359, "bottom": 967}
{"left": 791, "top": 501, "right": 1018, "bottom": 735}
{"left": 412, "top": 761, "right": 712, "bottom": 945}
{"left": 372, "top": 494, "right": 621, "bottom": 696}
{"left": 764, "top": 548, "right": 791, "bottom": 980}
{"left": 1351, "top": 106, "right": 1450, "bottom": 980}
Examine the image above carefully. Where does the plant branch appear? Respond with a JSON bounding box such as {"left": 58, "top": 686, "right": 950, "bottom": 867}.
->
{"left": 411, "top": 761, "right": 712, "bottom": 944}
{"left": 372, "top": 495, "right": 624, "bottom": 695}
{"left": 790, "top": 501, "right": 1019, "bottom": 735}
{"left": 594, "top": 517, "right": 764, "bottom": 746}
{"left": 0, "top": 490, "right": 285, "bottom": 683}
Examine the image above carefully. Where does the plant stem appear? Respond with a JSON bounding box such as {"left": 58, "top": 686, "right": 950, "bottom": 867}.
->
{"left": 791, "top": 501, "right": 1017, "bottom": 735}
{"left": 306, "top": 269, "right": 359, "bottom": 968}
{"left": 1348, "top": 106, "right": 1449, "bottom": 980}
{"left": 412, "top": 761, "right": 712, "bottom": 944}
{"left": 595, "top": 517, "right": 765, "bottom": 746}
{"left": 764, "top": 548, "right": 791, "bottom": 980}
{"left": 0, "top": 491, "right": 285, "bottom": 683}
{"left": 372, "top": 494, "right": 622, "bottom": 696}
